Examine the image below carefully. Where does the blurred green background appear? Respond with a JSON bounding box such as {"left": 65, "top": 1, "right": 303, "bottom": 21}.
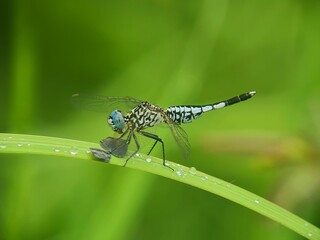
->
{"left": 1, "top": 0, "right": 320, "bottom": 239}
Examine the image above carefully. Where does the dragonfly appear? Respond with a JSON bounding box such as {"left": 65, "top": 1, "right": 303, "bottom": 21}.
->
{"left": 72, "top": 91, "right": 256, "bottom": 170}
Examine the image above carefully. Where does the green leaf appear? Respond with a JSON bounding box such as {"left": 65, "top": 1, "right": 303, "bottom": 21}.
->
{"left": 0, "top": 133, "right": 319, "bottom": 240}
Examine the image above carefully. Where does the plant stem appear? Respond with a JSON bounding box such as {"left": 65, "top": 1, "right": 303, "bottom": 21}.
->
{"left": 0, "top": 133, "right": 319, "bottom": 239}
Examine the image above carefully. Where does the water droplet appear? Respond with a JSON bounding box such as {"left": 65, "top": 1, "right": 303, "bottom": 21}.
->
{"left": 189, "top": 167, "right": 197, "bottom": 175}
{"left": 146, "top": 157, "right": 152, "bottom": 163}
{"left": 0, "top": 144, "right": 6, "bottom": 149}
{"left": 54, "top": 148, "right": 61, "bottom": 153}
{"left": 70, "top": 147, "right": 78, "bottom": 155}
{"left": 307, "top": 233, "right": 313, "bottom": 237}
{"left": 17, "top": 143, "right": 23, "bottom": 147}
{"left": 201, "top": 175, "right": 208, "bottom": 181}
{"left": 26, "top": 143, "right": 31, "bottom": 147}
{"left": 135, "top": 153, "right": 141, "bottom": 157}
{"left": 176, "top": 169, "right": 183, "bottom": 176}
{"left": 255, "top": 199, "right": 260, "bottom": 204}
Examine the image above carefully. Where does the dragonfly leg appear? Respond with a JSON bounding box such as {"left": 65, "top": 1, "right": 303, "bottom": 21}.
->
{"left": 139, "top": 131, "right": 174, "bottom": 171}
{"left": 123, "top": 132, "right": 140, "bottom": 167}
{"left": 147, "top": 140, "right": 158, "bottom": 156}
{"left": 118, "top": 128, "right": 129, "bottom": 140}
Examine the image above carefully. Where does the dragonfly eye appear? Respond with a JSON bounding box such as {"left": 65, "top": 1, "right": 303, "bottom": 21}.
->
{"left": 108, "top": 110, "right": 126, "bottom": 133}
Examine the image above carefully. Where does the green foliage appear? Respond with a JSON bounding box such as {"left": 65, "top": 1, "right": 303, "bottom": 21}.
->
{"left": 1, "top": 0, "right": 320, "bottom": 239}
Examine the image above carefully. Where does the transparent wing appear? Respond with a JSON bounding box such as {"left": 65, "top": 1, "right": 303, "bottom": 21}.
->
{"left": 71, "top": 94, "right": 142, "bottom": 113}
{"left": 167, "top": 121, "right": 191, "bottom": 160}
{"left": 100, "top": 137, "right": 128, "bottom": 158}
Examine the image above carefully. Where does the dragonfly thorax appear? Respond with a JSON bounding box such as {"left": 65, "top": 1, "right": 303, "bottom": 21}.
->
{"left": 108, "top": 110, "right": 127, "bottom": 134}
{"left": 125, "top": 102, "right": 165, "bottom": 131}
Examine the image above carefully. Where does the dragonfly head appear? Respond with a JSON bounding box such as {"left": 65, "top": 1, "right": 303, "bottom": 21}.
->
{"left": 108, "top": 110, "right": 127, "bottom": 134}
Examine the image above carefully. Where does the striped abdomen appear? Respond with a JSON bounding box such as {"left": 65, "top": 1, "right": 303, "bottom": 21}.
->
{"left": 166, "top": 91, "right": 256, "bottom": 124}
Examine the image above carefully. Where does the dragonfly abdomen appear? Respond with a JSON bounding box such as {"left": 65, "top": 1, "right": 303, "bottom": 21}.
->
{"left": 222, "top": 91, "right": 256, "bottom": 107}
{"left": 166, "top": 106, "right": 207, "bottom": 124}
{"left": 166, "top": 91, "right": 256, "bottom": 125}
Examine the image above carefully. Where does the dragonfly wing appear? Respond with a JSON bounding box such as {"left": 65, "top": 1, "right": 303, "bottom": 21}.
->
{"left": 168, "top": 121, "right": 191, "bottom": 160}
{"left": 100, "top": 137, "right": 128, "bottom": 158}
{"left": 71, "top": 94, "right": 142, "bottom": 113}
